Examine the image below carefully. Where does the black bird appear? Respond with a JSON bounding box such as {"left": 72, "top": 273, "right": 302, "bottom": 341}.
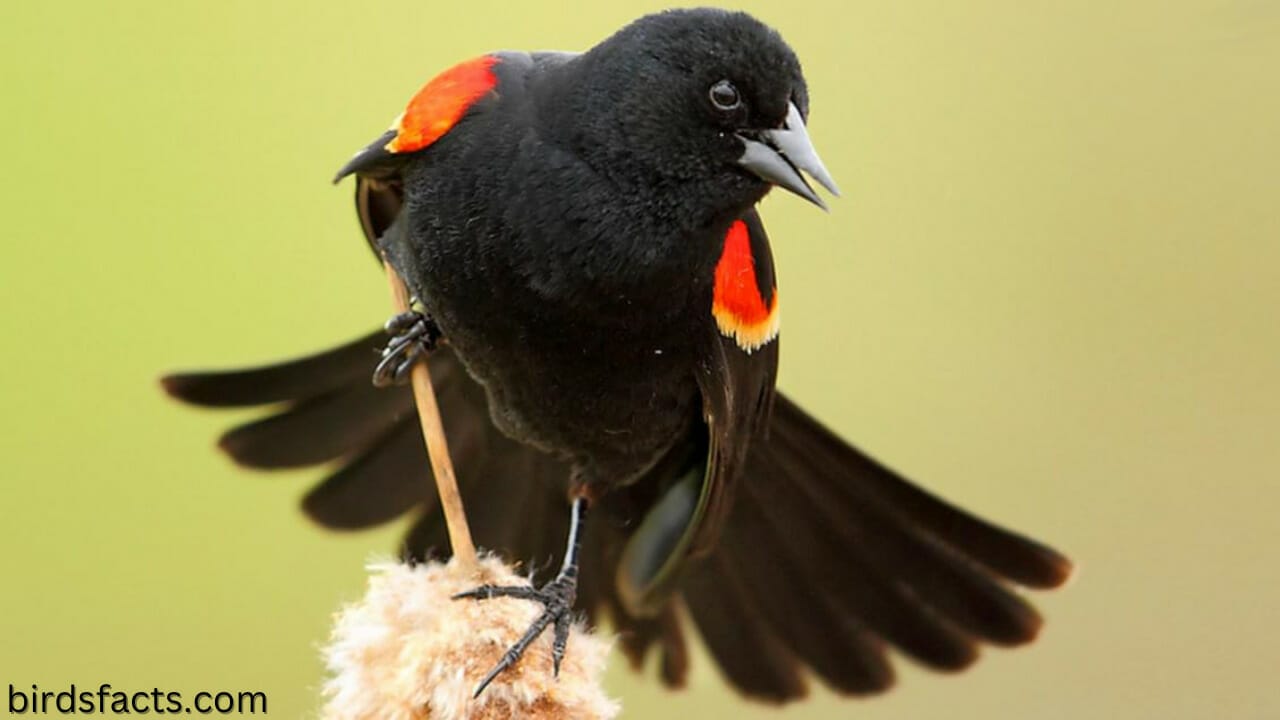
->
{"left": 163, "top": 8, "right": 1072, "bottom": 703}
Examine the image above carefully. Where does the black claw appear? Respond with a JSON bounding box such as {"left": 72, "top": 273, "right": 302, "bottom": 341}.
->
{"left": 372, "top": 310, "right": 441, "bottom": 387}
{"left": 473, "top": 665, "right": 503, "bottom": 699}
{"left": 452, "top": 584, "right": 540, "bottom": 602}
{"left": 392, "top": 345, "right": 424, "bottom": 384}
{"left": 453, "top": 574, "right": 578, "bottom": 697}
{"left": 371, "top": 353, "right": 399, "bottom": 388}
{"left": 552, "top": 612, "right": 572, "bottom": 677}
{"left": 456, "top": 498, "right": 590, "bottom": 698}
{"left": 384, "top": 309, "right": 421, "bottom": 334}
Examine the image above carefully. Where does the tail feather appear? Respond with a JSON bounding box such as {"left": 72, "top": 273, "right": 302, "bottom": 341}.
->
{"left": 401, "top": 509, "right": 452, "bottom": 564}
{"left": 477, "top": 452, "right": 548, "bottom": 567}
{"left": 218, "top": 384, "right": 412, "bottom": 469}
{"left": 587, "top": 518, "right": 690, "bottom": 687}
{"left": 654, "top": 607, "right": 689, "bottom": 688}
{"left": 160, "top": 331, "right": 384, "bottom": 407}
{"left": 772, "top": 395, "right": 1072, "bottom": 589}
{"left": 682, "top": 554, "right": 807, "bottom": 702}
{"left": 302, "top": 420, "right": 432, "bottom": 529}
{"left": 463, "top": 452, "right": 566, "bottom": 574}
{"left": 767, "top": 404, "right": 1045, "bottom": 646}
{"left": 721, "top": 485, "right": 895, "bottom": 694}
{"left": 738, "top": 451, "right": 980, "bottom": 671}
{"left": 675, "top": 392, "right": 1072, "bottom": 697}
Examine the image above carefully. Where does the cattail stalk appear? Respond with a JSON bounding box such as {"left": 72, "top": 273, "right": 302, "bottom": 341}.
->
{"left": 383, "top": 261, "right": 477, "bottom": 571}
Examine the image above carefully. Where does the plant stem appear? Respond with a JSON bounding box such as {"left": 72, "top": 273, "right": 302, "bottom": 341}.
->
{"left": 383, "top": 261, "right": 478, "bottom": 571}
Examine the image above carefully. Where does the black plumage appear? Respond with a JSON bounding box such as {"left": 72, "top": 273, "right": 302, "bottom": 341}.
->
{"left": 163, "top": 7, "right": 1071, "bottom": 703}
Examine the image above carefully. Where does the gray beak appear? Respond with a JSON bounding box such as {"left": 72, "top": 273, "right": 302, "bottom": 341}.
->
{"left": 736, "top": 102, "right": 841, "bottom": 210}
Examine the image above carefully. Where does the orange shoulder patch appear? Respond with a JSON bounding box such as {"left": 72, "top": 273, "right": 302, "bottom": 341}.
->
{"left": 385, "top": 55, "right": 500, "bottom": 154}
{"left": 712, "top": 220, "right": 780, "bottom": 352}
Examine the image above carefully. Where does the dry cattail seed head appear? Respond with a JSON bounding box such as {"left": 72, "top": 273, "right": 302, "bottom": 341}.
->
{"left": 322, "top": 555, "right": 619, "bottom": 720}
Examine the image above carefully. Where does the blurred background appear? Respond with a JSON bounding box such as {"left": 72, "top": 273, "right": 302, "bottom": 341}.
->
{"left": 2, "top": 1, "right": 1277, "bottom": 717}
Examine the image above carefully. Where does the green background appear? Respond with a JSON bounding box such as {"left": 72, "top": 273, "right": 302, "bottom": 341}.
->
{"left": 3, "top": 1, "right": 1277, "bottom": 717}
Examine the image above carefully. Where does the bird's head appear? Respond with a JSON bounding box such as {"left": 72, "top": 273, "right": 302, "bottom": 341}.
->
{"left": 553, "top": 8, "right": 839, "bottom": 219}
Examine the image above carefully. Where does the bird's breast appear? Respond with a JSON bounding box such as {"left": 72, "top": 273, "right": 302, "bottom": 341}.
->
{"left": 393, "top": 125, "right": 720, "bottom": 482}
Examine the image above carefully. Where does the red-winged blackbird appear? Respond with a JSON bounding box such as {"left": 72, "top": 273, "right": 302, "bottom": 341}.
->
{"left": 163, "top": 8, "right": 1072, "bottom": 703}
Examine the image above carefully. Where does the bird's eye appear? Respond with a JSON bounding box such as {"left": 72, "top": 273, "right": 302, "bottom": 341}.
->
{"left": 708, "top": 80, "right": 741, "bottom": 111}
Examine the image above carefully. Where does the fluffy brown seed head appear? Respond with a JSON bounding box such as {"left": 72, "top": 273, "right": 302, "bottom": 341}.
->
{"left": 322, "top": 555, "right": 618, "bottom": 720}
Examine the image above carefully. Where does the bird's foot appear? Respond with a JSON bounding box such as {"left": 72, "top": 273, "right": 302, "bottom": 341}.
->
{"left": 453, "top": 572, "right": 579, "bottom": 698}
{"left": 372, "top": 309, "right": 441, "bottom": 387}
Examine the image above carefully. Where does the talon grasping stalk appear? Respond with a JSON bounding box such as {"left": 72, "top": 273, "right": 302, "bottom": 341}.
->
{"left": 372, "top": 309, "right": 441, "bottom": 387}
{"left": 454, "top": 496, "right": 589, "bottom": 698}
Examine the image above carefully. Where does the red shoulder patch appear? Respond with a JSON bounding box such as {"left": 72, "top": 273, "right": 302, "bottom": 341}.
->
{"left": 712, "top": 220, "right": 780, "bottom": 352}
{"left": 385, "top": 55, "right": 500, "bottom": 154}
